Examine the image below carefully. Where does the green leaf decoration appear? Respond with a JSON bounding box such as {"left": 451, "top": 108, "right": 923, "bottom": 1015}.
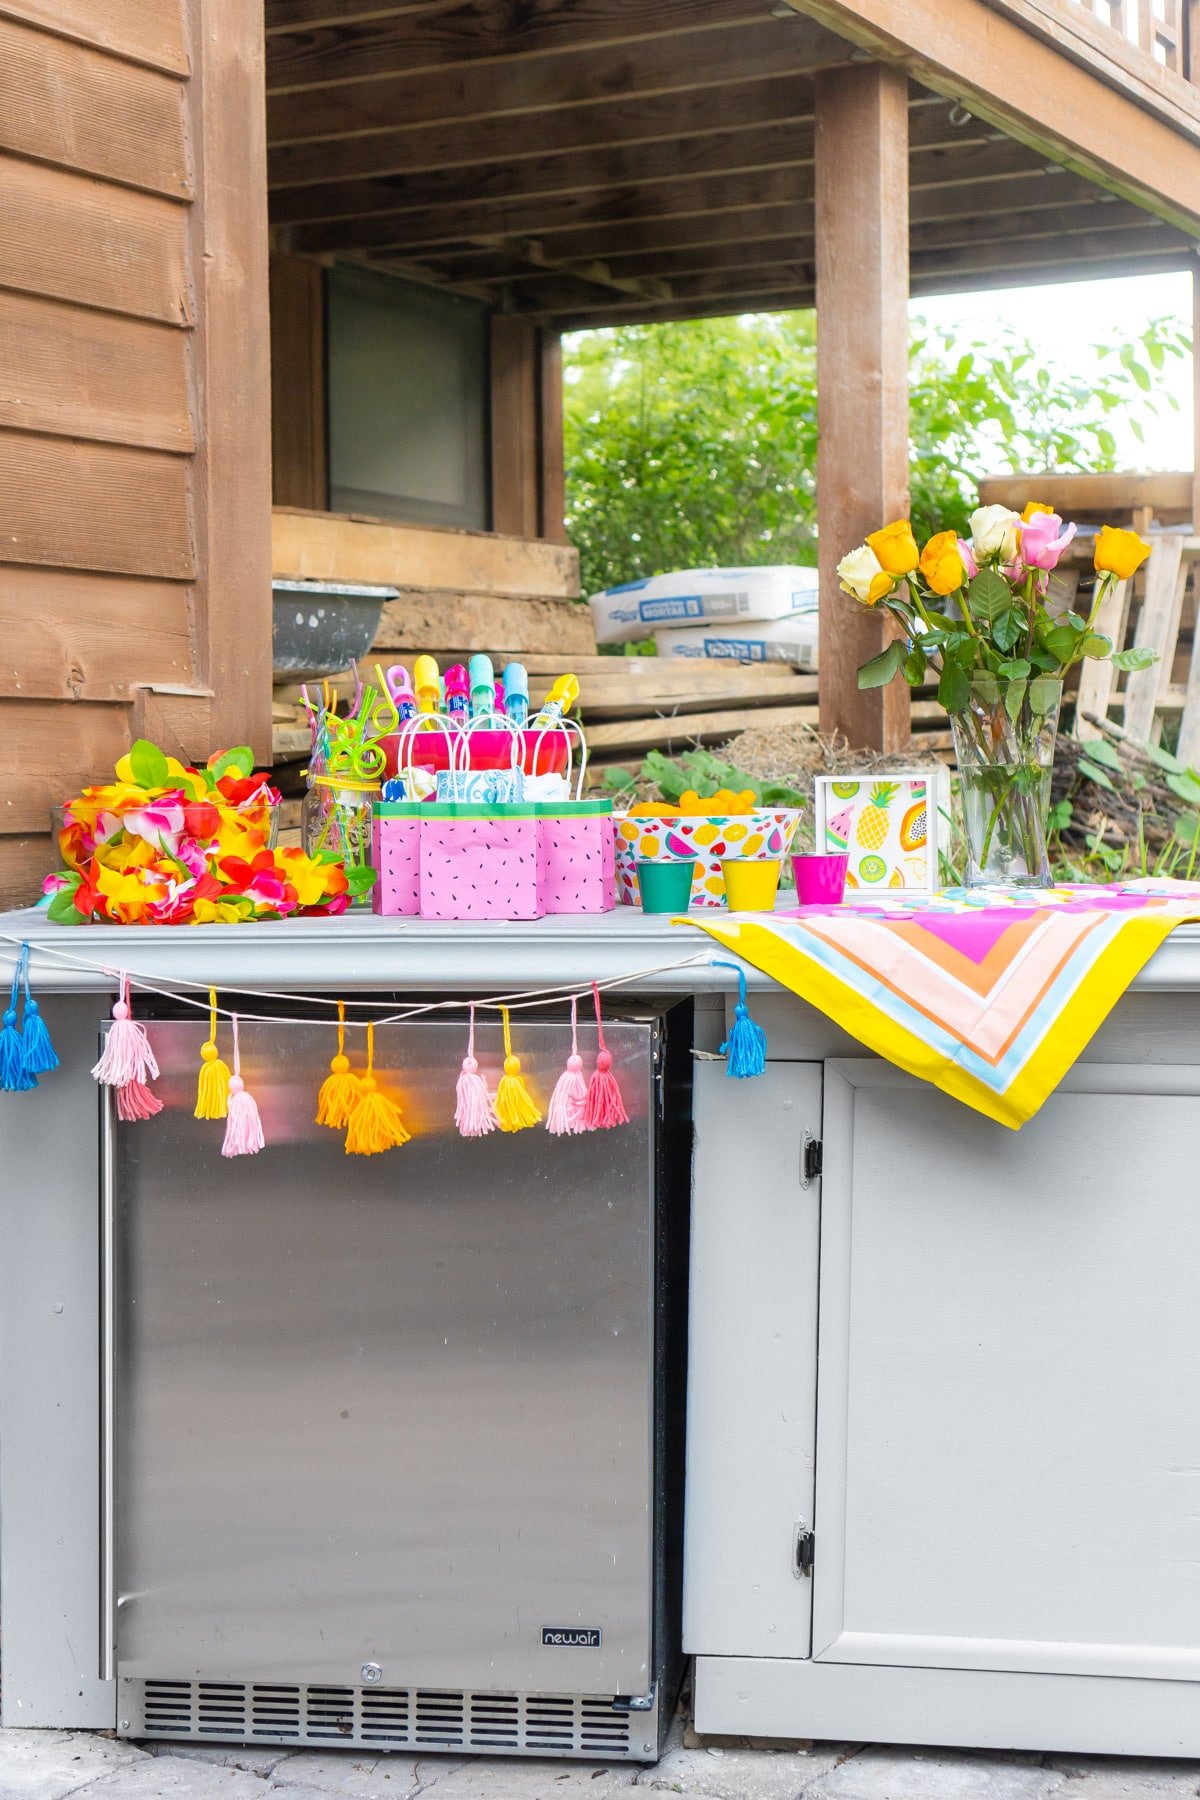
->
{"left": 129, "top": 739, "right": 169, "bottom": 789}
{"left": 345, "top": 865, "right": 377, "bottom": 895}
{"left": 937, "top": 660, "right": 970, "bottom": 713}
{"left": 47, "top": 884, "right": 88, "bottom": 924}
{"left": 857, "top": 642, "right": 904, "bottom": 689}
{"left": 967, "top": 569, "right": 1012, "bottom": 626}
{"left": 1110, "top": 647, "right": 1158, "bottom": 672}
{"left": 1079, "top": 633, "right": 1111, "bottom": 660}
{"left": 997, "top": 658, "right": 1030, "bottom": 681}
{"left": 213, "top": 746, "right": 255, "bottom": 780}
{"left": 903, "top": 645, "right": 927, "bottom": 686}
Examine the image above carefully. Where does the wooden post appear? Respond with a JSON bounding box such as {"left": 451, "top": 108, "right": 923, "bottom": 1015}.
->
{"left": 539, "top": 327, "right": 568, "bottom": 544}
{"left": 1193, "top": 262, "right": 1200, "bottom": 535}
{"left": 815, "top": 63, "right": 911, "bottom": 750}
{"left": 269, "top": 251, "right": 327, "bottom": 512}
{"left": 491, "top": 315, "right": 540, "bottom": 539}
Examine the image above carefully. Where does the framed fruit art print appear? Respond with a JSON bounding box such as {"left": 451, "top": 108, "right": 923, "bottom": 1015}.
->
{"left": 813, "top": 772, "right": 942, "bottom": 894}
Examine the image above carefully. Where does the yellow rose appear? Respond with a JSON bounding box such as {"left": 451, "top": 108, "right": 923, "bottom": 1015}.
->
{"left": 866, "top": 520, "right": 920, "bottom": 577}
{"left": 837, "top": 543, "right": 894, "bottom": 606}
{"left": 919, "top": 530, "right": 966, "bottom": 597}
{"left": 1094, "top": 524, "right": 1151, "bottom": 581}
{"left": 1021, "top": 500, "right": 1054, "bottom": 521}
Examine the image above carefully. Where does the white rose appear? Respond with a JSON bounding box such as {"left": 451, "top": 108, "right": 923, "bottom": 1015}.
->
{"left": 837, "top": 543, "right": 890, "bottom": 604}
{"left": 968, "top": 504, "right": 1021, "bottom": 562}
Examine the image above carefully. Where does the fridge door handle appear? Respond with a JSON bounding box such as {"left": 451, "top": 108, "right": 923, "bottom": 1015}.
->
{"left": 100, "top": 1086, "right": 116, "bottom": 1683}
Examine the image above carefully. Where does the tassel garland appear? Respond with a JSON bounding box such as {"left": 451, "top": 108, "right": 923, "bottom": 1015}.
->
{"left": 345, "top": 1022, "right": 410, "bottom": 1155}
{"left": 455, "top": 1004, "right": 498, "bottom": 1137}
{"left": 546, "top": 995, "right": 587, "bottom": 1136}
{"left": 92, "top": 974, "right": 162, "bottom": 1119}
{"left": 495, "top": 1006, "right": 542, "bottom": 1133}
{"left": 1, "top": 946, "right": 34, "bottom": 1092}
{"left": 194, "top": 986, "right": 231, "bottom": 1119}
{"left": 316, "top": 999, "right": 364, "bottom": 1128}
{"left": 714, "top": 959, "right": 767, "bottom": 1078}
{"left": 582, "top": 982, "right": 629, "bottom": 1130}
{"left": 222, "top": 1015, "right": 265, "bottom": 1156}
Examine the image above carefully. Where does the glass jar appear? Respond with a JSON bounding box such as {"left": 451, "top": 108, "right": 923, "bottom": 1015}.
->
{"left": 301, "top": 775, "right": 379, "bottom": 902}
{"left": 951, "top": 677, "right": 1062, "bottom": 888}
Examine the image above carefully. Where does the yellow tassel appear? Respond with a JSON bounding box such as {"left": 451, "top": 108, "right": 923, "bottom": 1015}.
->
{"left": 194, "top": 990, "right": 230, "bottom": 1120}
{"left": 316, "top": 1001, "right": 364, "bottom": 1127}
{"left": 495, "top": 1006, "right": 542, "bottom": 1133}
{"left": 344, "top": 1024, "right": 411, "bottom": 1156}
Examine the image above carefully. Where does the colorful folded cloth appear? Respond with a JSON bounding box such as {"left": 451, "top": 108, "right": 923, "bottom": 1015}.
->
{"left": 682, "top": 881, "right": 1200, "bottom": 1127}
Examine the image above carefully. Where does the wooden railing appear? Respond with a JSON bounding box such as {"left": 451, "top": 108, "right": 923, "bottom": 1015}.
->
{"left": 1073, "top": 0, "right": 1197, "bottom": 79}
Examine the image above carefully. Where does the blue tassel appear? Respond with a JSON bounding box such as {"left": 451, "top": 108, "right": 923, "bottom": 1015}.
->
{"left": 713, "top": 958, "right": 767, "bottom": 1079}
{"left": 21, "top": 997, "right": 57, "bottom": 1076}
{"left": 1, "top": 947, "right": 34, "bottom": 1091}
{"left": 17, "top": 944, "right": 56, "bottom": 1076}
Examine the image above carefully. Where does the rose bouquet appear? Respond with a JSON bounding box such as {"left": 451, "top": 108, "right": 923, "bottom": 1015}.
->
{"left": 837, "top": 504, "right": 1155, "bottom": 885}
{"left": 44, "top": 740, "right": 369, "bottom": 924}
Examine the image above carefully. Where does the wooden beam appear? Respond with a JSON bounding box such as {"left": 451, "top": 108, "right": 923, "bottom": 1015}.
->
{"left": 268, "top": 71, "right": 824, "bottom": 190}
{"left": 490, "top": 315, "right": 539, "bottom": 541}
{"left": 782, "top": 0, "right": 1200, "bottom": 231}
{"left": 266, "top": 16, "right": 853, "bottom": 146}
{"left": 285, "top": 137, "right": 1054, "bottom": 256}
{"left": 815, "top": 63, "right": 910, "bottom": 752}
{"left": 269, "top": 251, "right": 327, "bottom": 510}
{"left": 188, "top": 0, "right": 274, "bottom": 761}
{"left": 272, "top": 506, "right": 580, "bottom": 595}
{"left": 266, "top": 0, "right": 775, "bottom": 92}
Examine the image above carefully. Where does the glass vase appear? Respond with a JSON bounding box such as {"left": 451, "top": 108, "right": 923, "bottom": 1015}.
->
{"left": 950, "top": 677, "right": 1062, "bottom": 889}
{"left": 301, "top": 775, "right": 378, "bottom": 903}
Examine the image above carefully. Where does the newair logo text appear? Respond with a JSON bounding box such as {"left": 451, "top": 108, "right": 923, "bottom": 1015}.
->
{"left": 542, "top": 1627, "right": 602, "bottom": 1648}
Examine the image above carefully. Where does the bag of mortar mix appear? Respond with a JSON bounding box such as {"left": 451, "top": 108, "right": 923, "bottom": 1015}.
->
{"left": 588, "top": 566, "right": 818, "bottom": 645}
{"left": 654, "top": 609, "right": 820, "bottom": 671}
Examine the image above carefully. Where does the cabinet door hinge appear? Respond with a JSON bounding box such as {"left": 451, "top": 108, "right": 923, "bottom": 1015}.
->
{"left": 793, "top": 1526, "right": 814, "bottom": 1578}
{"left": 801, "top": 1133, "right": 822, "bottom": 1187}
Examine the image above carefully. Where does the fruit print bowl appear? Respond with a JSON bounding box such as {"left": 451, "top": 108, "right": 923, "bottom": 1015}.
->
{"left": 614, "top": 810, "right": 802, "bottom": 908}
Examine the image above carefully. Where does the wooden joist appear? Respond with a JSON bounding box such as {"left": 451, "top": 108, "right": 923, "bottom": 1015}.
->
{"left": 373, "top": 591, "right": 594, "bottom": 660}
{"left": 266, "top": 16, "right": 851, "bottom": 147}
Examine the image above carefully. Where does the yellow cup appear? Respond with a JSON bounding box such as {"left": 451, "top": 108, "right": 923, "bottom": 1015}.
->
{"left": 720, "top": 857, "right": 781, "bottom": 912}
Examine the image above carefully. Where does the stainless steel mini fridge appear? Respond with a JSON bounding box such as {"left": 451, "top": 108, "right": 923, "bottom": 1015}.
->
{"left": 103, "top": 1011, "right": 687, "bottom": 1762}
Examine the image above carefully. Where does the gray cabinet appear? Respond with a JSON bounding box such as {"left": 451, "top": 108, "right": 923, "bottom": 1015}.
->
{"left": 686, "top": 1042, "right": 1200, "bottom": 1755}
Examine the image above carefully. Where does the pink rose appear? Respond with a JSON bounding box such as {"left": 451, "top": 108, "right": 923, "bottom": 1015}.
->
{"left": 957, "top": 538, "right": 979, "bottom": 580}
{"left": 1019, "top": 511, "right": 1076, "bottom": 572}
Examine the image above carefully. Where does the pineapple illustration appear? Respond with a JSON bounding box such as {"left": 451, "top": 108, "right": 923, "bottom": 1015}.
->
{"left": 899, "top": 797, "right": 927, "bottom": 851}
{"left": 855, "top": 782, "right": 898, "bottom": 852}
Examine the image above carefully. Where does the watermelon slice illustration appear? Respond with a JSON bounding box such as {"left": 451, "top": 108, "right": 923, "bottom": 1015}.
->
{"left": 826, "top": 803, "right": 855, "bottom": 849}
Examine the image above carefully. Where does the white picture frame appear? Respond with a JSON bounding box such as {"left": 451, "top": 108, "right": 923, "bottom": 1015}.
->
{"left": 813, "top": 769, "right": 948, "bottom": 895}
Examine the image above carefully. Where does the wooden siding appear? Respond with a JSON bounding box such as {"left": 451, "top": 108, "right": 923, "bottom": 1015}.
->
{"left": 0, "top": 0, "right": 271, "bottom": 909}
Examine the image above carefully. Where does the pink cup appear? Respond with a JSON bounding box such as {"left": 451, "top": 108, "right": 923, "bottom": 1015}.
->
{"left": 792, "top": 851, "right": 849, "bottom": 905}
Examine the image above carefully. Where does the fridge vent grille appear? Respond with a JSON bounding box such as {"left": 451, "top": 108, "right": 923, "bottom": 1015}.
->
{"left": 130, "top": 1681, "right": 640, "bottom": 1760}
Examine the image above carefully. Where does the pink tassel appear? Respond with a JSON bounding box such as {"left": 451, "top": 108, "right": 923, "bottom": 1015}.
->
{"left": 583, "top": 982, "right": 629, "bottom": 1131}
{"left": 93, "top": 973, "right": 161, "bottom": 1122}
{"left": 117, "top": 1078, "right": 162, "bottom": 1122}
{"left": 221, "top": 1016, "right": 265, "bottom": 1157}
{"left": 546, "top": 996, "right": 588, "bottom": 1136}
{"left": 455, "top": 1004, "right": 498, "bottom": 1137}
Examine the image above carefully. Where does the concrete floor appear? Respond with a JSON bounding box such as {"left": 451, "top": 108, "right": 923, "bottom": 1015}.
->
{"left": 4, "top": 1716, "right": 1200, "bottom": 1800}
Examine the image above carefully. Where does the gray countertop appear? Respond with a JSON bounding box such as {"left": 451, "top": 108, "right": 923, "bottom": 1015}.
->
{"left": 4, "top": 903, "right": 1200, "bottom": 995}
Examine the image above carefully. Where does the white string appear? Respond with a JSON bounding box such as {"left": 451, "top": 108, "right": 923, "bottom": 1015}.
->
{"left": 0, "top": 930, "right": 715, "bottom": 1031}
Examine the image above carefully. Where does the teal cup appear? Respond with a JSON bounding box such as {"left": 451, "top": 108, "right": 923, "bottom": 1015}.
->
{"left": 635, "top": 856, "right": 696, "bottom": 913}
